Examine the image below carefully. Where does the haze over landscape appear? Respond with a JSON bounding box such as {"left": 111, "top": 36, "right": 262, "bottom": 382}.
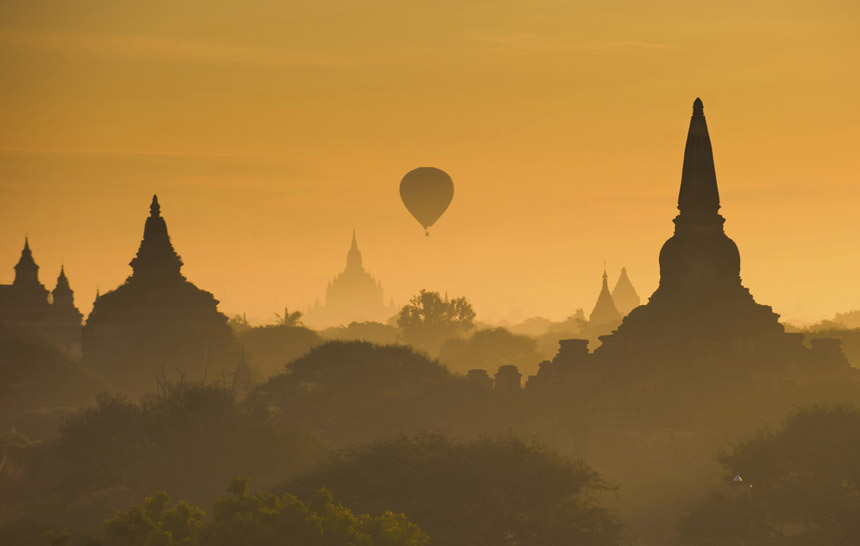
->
{"left": 1, "top": 0, "right": 858, "bottom": 323}
{"left": 3, "top": 3, "right": 860, "bottom": 546}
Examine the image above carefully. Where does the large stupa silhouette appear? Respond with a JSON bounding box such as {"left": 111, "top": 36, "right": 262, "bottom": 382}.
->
{"left": 596, "top": 98, "right": 788, "bottom": 358}
{"left": 529, "top": 99, "right": 853, "bottom": 395}
{"left": 83, "top": 196, "right": 242, "bottom": 392}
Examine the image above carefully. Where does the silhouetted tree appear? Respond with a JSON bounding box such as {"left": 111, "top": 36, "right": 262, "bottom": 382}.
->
{"left": 320, "top": 321, "right": 399, "bottom": 345}
{"left": 236, "top": 324, "right": 322, "bottom": 378}
{"left": 833, "top": 309, "right": 860, "bottom": 329}
{"left": 257, "top": 341, "right": 497, "bottom": 447}
{"left": 226, "top": 313, "right": 250, "bottom": 333}
{"left": 438, "top": 327, "right": 542, "bottom": 375}
{"left": 508, "top": 311, "right": 587, "bottom": 361}
{"left": 274, "top": 307, "right": 303, "bottom": 327}
{"left": 103, "top": 490, "right": 204, "bottom": 546}
{"left": 0, "top": 383, "right": 325, "bottom": 542}
{"left": 680, "top": 405, "right": 860, "bottom": 545}
{"left": 88, "top": 479, "right": 427, "bottom": 546}
{"left": 397, "top": 290, "right": 475, "bottom": 354}
{"left": 0, "top": 328, "right": 106, "bottom": 434}
{"left": 289, "top": 435, "right": 624, "bottom": 546}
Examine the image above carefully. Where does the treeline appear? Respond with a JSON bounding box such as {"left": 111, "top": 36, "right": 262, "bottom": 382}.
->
{"left": 45, "top": 480, "right": 428, "bottom": 546}
{"left": 0, "top": 359, "right": 625, "bottom": 545}
{"left": 5, "top": 383, "right": 859, "bottom": 545}
{"left": 4, "top": 290, "right": 860, "bottom": 545}
{"left": 234, "top": 290, "right": 589, "bottom": 381}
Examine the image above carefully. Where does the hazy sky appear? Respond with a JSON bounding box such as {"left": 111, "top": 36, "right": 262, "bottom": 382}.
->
{"left": 1, "top": 0, "right": 858, "bottom": 324}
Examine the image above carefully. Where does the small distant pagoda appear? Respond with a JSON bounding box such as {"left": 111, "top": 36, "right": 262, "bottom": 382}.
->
{"left": 588, "top": 269, "right": 622, "bottom": 333}
{"left": 0, "top": 238, "right": 83, "bottom": 353}
{"left": 611, "top": 267, "right": 640, "bottom": 316}
{"left": 304, "top": 231, "right": 397, "bottom": 327}
{"left": 82, "top": 196, "right": 242, "bottom": 391}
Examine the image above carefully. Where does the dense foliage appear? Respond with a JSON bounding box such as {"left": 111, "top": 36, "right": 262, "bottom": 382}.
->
{"left": 397, "top": 290, "right": 476, "bottom": 354}
{"left": 439, "top": 326, "right": 542, "bottom": 375}
{"left": 680, "top": 405, "right": 860, "bottom": 545}
{"left": 235, "top": 324, "right": 322, "bottom": 377}
{"left": 289, "top": 435, "right": 625, "bottom": 546}
{"left": 258, "top": 341, "right": 501, "bottom": 447}
{"left": 320, "top": 321, "right": 399, "bottom": 345}
{"left": 0, "top": 383, "right": 324, "bottom": 544}
{"left": 46, "top": 479, "right": 427, "bottom": 546}
{"left": 0, "top": 327, "right": 105, "bottom": 434}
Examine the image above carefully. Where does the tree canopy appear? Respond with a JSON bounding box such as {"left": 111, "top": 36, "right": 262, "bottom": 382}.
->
{"left": 320, "top": 321, "right": 399, "bottom": 345}
{"left": 438, "top": 326, "right": 542, "bottom": 376}
{"left": 288, "top": 434, "right": 624, "bottom": 546}
{"left": 1, "top": 383, "right": 324, "bottom": 543}
{"left": 397, "top": 290, "right": 475, "bottom": 354}
{"left": 236, "top": 323, "right": 322, "bottom": 377}
{"left": 49, "top": 479, "right": 427, "bottom": 546}
{"left": 680, "top": 405, "right": 860, "bottom": 546}
{"left": 0, "top": 327, "right": 106, "bottom": 434}
{"left": 258, "top": 341, "right": 496, "bottom": 447}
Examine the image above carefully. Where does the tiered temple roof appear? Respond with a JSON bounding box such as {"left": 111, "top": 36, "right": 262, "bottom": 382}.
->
{"left": 305, "top": 231, "right": 395, "bottom": 327}
{"left": 0, "top": 239, "right": 82, "bottom": 352}
{"left": 83, "top": 196, "right": 240, "bottom": 391}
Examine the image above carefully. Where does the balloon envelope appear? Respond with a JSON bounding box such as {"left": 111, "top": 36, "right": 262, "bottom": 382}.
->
{"left": 399, "top": 167, "right": 454, "bottom": 235}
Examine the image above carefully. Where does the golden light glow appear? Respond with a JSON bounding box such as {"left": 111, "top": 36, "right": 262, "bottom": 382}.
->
{"left": 1, "top": 1, "right": 858, "bottom": 323}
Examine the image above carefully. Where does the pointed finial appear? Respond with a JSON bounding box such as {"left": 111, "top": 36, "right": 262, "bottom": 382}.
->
{"left": 678, "top": 97, "right": 720, "bottom": 213}
{"left": 693, "top": 98, "right": 704, "bottom": 117}
{"left": 150, "top": 194, "right": 161, "bottom": 217}
{"left": 59, "top": 264, "right": 67, "bottom": 279}
{"left": 23, "top": 236, "right": 30, "bottom": 251}
{"left": 346, "top": 229, "right": 363, "bottom": 270}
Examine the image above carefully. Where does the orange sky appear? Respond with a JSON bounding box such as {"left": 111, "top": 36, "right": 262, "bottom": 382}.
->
{"left": 1, "top": 1, "right": 858, "bottom": 325}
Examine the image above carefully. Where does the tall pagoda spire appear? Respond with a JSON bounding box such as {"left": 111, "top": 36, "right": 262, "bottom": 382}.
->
{"left": 52, "top": 265, "right": 75, "bottom": 307}
{"left": 129, "top": 195, "right": 184, "bottom": 282}
{"left": 14, "top": 236, "right": 41, "bottom": 286}
{"left": 678, "top": 98, "right": 720, "bottom": 215}
{"left": 346, "top": 229, "right": 363, "bottom": 271}
{"left": 589, "top": 267, "right": 621, "bottom": 326}
{"left": 658, "top": 98, "right": 741, "bottom": 293}
{"left": 592, "top": 98, "right": 784, "bottom": 358}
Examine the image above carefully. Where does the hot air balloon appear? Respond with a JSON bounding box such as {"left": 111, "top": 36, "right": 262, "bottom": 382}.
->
{"left": 399, "top": 167, "right": 454, "bottom": 236}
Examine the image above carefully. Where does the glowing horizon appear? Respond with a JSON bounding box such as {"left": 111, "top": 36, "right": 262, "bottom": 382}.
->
{"left": 1, "top": 1, "right": 858, "bottom": 325}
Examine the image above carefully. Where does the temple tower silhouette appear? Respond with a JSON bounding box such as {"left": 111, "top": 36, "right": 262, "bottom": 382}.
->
{"left": 14, "top": 238, "right": 45, "bottom": 290}
{"left": 82, "top": 196, "right": 242, "bottom": 391}
{"left": 520, "top": 99, "right": 857, "bottom": 546}
{"left": 611, "top": 267, "right": 640, "bottom": 316}
{"left": 589, "top": 268, "right": 622, "bottom": 331}
{"left": 49, "top": 265, "right": 84, "bottom": 351}
{"left": 596, "top": 98, "right": 786, "bottom": 357}
{"left": 304, "top": 230, "right": 396, "bottom": 327}
{"left": 530, "top": 98, "right": 851, "bottom": 399}
{"left": 0, "top": 238, "right": 82, "bottom": 353}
